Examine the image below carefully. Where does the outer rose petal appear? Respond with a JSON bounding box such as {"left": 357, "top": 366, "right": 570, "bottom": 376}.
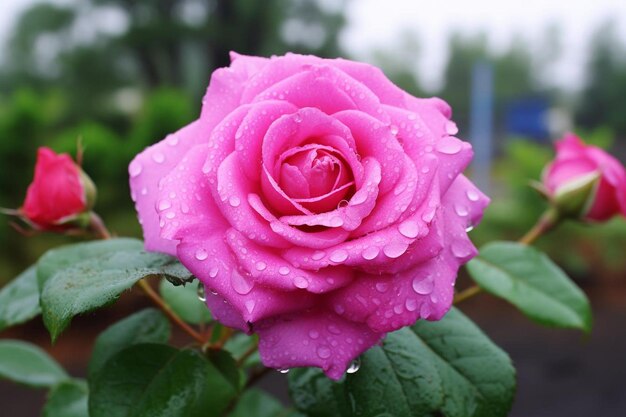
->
{"left": 256, "top": 308, "right": 384, "bottom": 380}
{"left": 130, "top": 120, "right": 207, "bottom": 255}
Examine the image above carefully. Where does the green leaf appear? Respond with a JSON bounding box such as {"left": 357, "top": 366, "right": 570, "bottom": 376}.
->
{"left": 0, "top": 340, "right": 68, "bottom": 388}
{"left": 227, "top": 389, "right": 300, "bottom": 417}
{"left": 42, "top": 379, "right": 89, "bottom": 417}
{"left": 205, "top": 348, "right": 240, "bottom": 394}
{"left": 39, "top": 242, "right": 193, "bottom": 341}
{"left": 467, "top": 241, "right": 592, "bottom": 332}
{"left": 88, "top": 308, "right": 170, "bottom": 380}
{"left": 89, "top": 344, "right": 237, "bottom": 417}
{"left": 37, "top": 238, "right": 143, "bottom": 290}
{"left": 0, "top": 265, "right": 41, "bottom": 331}
{"left": 289, "top": 308, "right": 516, "bottom": 417}
{"left": 159, "top": 281, "right": 211, "bottom": 324}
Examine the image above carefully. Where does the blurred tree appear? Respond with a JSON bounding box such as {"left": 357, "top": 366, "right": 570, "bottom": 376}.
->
{"left": 439, "top": 32, "right": 537, "bottom": 136}
{"left": 576, "top": 20, "right": 626, "bottom": 138}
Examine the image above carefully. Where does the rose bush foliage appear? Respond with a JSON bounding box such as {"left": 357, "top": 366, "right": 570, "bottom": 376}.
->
{"left": 129, "top": 53, "right": 489, "bottom": 378}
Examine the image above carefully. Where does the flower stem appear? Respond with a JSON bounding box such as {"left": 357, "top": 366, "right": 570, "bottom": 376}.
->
{"left": 237, "top": 340, "right": 259, "bottom": 367}
{"left": 136, "top": 279, "right": 205, "bottom": 344}
{"left": 88, "top": 212, "right": 111, "bottom": 239}
{"left": 519, "top": 207, "right": 560, "bottom": 246}
{"left": 454, "top": 207, "right": 562, "bottom": 305}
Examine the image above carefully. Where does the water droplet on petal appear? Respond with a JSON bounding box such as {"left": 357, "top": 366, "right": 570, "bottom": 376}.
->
{"left": 312, "top": 251, "right": 326, "bottom": 261}
{"left": 436, "top": 137, "right": 462, "bottom": 154}
{"left": 421, "top": 165, "right": 430, "bottom": 174}
{"left": 158, "top": 200, "right": 171, "bottom": 211}
{"left": 465, "top": 225, "right": 474, "bottom": 233}
{"left": 452, "top": 241, "right": 472, "bottom": 258}
{"left": 350, "top": 190, "right": 368, "bottom": 205}
{"left": 317, "top": 346, "right": 331, "bottom": 359}
{"left": 412, "top": 274, "right": 434, "bottom": 295}
{"left": 129, "top": 161, "right": 142, "bottom": 177}
{"left": 445, "top": 120, "right": 459, "bottom": 135}
{"left": 466, "top": 189, "right": 479, "bottom": 202}
{"left": 152, "top": 152, "right": 165, "bottom": 163}
{"left": 362, "top": 246, "right": 380, "bottom": 260}
{"left": 277, "top": 368, "right": 290, "bottom": 374}
{"left": 375, "top": 282, "right": 389, "bottom": 293}
{"left": 279, "top": 266, "right": 290, "bottom": 276}
{"left": 383, "top": 242, "right": 408, "bottom": 259}
{"left": 294, "top": 276, "right": 309, "bottom": 289}
{"left": 455, "top": 204, "right": 469, "bottom": 217}
{"left": 398, "top": 220, "right": 419, "bottom": 238}
{"left": 245, "top": 299, "right": 256, "bottom": 314}
{"left": 309, "top": 330, "right": 320, "bottom": 339}
{"left": 327, "top": 325, "right": 341, "bottom": 335}
{"left": 228, "top": 196, "right": 241, "bottom": 207}
{"left": 330, "top": 249, "right": 348, "bottom": 263}
{"left": 209, "top": 266, "right": 219, "bottom": 278}
{"left": 231, "top": 270, "right": 253, "bottom": 295}
{"left": 346, "top": 357, "right": 361, "bottom": 374}
{"left": 195, "top": 249, "right": 208, "bottom": 261}
{"left": 255, "top": 261, "right": 267, "bottom": 271}
{"left": 405, "top": 298, "right": 418, "bottom": 311}
{"left": 197, "top": 283, "right": 206, "bottom": 302}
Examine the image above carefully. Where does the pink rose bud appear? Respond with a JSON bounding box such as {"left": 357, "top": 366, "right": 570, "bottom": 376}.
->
{"left": 129, "top": 53, "right": 489, "bottom": 379}
{"left": 543, "top": 133, "right": 626, "bottom": 221}
{"left": 21, "top": 147, "right": 96, "bottom": 230}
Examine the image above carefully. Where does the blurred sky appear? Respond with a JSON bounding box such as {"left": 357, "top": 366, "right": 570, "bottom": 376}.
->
{"left": 2, "top": 0, "right": 626, "bottom": 92}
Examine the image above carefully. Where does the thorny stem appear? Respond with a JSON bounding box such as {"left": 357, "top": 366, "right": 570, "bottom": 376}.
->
{"left": 137, "top": 279, "right": 206, "bottom": 344}
{"left": 454, "top": 207, "right": 562, "bottom": 305}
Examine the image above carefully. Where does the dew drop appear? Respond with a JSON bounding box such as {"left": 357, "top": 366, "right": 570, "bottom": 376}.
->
{"left": 231, "top": 270, "right": 253, "bottom": 295}
{"left": 195, "top": 249, "right": 208, "bottom": 261}
{"left": 277, "top": 368, "right": 290, "bottom": 374}
{"left": 451, "top": 241, "right": 472, "bottom": 258}
{"left": 152, "top": 152, "right": 165, "bottom": 164}
{"left": 181, "top": 203, "right": 190, "bottom": 214}
{"left": 317, "top": 346, "right": 331, "bottom": 359}
{"left": 455, "top": 204, "right": 469, "bottom": 217}
{"left": 245, "top": 299, "right": 256, "bottom": 314}
{"left": 209, "top": 266, "right": 219, "bottom": 278}
{"left": 390, "top": 125, "right": 399, "bottom": 135}
{"left": 466, "top": 189, "right": 479, "bottom": 202}
{"left": 394, "top": 304, "right": 404, "bottom": 314}
{"left": 279, "top": 266, "right": 290, "bottom": 276}
{"left": 327, "top": 325, "right": 341, "bottom": 335}
{"left": 165, "top": 212, "right": 175, "bottom": 219}
{"left": 197, "top": 283, "right": 206, "bottom": 302}
{"left": 330, "top": 250, "right": 348, "bottom": 263}
{"left": 129, "top": 161, "right": 143, "bottom": 177}
{"left": 312, "top": 251, "right": 326, "bottom": 261}
{"left": 294, "top": 276, "right": 309, "bottom": 289}
{"left": 228, "top": 196, "right": 241, "bottom": 207}
{"left": 255, "top": 261, "right": 267, "bottom": 271}
{"left": 445, "top": 120, "right": 459, "bottom": 135}
{"left": 421, "top": 165, "right": 430, "bottom": 174}
{"left": 398, "top": 220, "right": 419, "bottom": 238}
{"left": 412, "top": 275, "right": 434, "bottom": 295}
{"left": 421, "top": 208, "right": 436, "bottom": 223}
{"left": 167, "top": 135, "right": 179, "bottom": 146}
{"left": 350, "top": 190, "right": 368, "bottom": 205}
{"left": 362, "top": 246, "right": 380, "bottom": 260}
{"left": 383, "top": 242, "right": 408, "bottom": 259}
{"left": 466, "top": 225, "right": 474, "bottom": 233}
{"left": 309, "top": 330, "right": 320, "bottom": 339}
{"left": 158, "top": 200, "right": 171, "bottom": 211}
{"left": 375, "top": 282, "right": 389, "bottom": 293}
{"left": 405, "top": 298, "right": 418, "bottom": 311}
{"left": 346, "top": 357, "right": 361, "bottom": 374}
{"left": 436, "top": 137, "right": 462, "bottom": 154}
{"left": 334, "top": 304, "right": 345, "bottom": 315}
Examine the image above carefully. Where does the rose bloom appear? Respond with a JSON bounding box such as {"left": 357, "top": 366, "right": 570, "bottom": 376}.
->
{"left": 22, "top": 147, "right": 91, "bottom": 229}
{"left": 543, "top": 133, "right": 626, "bottom": 221}
{"left": 130, "top": 53, "right": 489, "bottom": 379}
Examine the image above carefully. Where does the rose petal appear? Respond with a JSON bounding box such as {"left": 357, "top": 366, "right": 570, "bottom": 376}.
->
{"left": 177, "top": 235, "right": 315, "bottom": 323}
{"left": 157, "top": 145, "right": 228, "bottom": 241}
{"left": 130, "top": 120, "right": 207, "bottom": 255}
{"left": 248, "top": 194, "right": 351, "bottom": 249}
{"left": 225, "top": 228, "right": 354, "bottom": 294}
{"left": 256, "top": 308, "right": 384, "bottom": 380}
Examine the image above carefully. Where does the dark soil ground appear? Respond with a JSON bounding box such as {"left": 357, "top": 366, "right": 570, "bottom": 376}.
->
{"left": 2, "top": 282, "right": 625, "bottom": 417}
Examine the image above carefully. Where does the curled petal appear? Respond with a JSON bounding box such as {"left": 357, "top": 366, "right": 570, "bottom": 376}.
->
{"left": 256, "top": 308, "right": 384, "bottom": 380}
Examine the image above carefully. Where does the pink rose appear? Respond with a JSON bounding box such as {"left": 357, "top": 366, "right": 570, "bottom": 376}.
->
{"left": 543, "top": 133, "right": 626, "bottom": 221}
{"left": 129, "top": 53, "right": 489, "bottom": 379}
{"left": 22, "top": 147, "right": 93, "bottom": 229}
